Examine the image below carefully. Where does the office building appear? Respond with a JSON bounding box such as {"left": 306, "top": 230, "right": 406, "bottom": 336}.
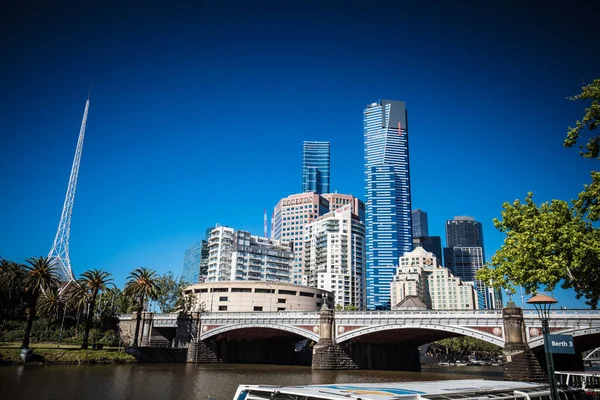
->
{"left": 302, "top": 141, "right": 330, "bottom": 194}
{"left": 272, "top": 193, "right": 331, "bottom": 284}
{"left": 303, "top": 204, "right": 367, "bottom": 309}
{"left": 390, "top": 247, "right": 478, "bottom": 310}
{"left": 322, "top": 193, "right": 366, "bottom": 223}
{"left": 181, "top": 226, "right": 214, "bottom": 284}
{"left": 364, "top": 99, "right": 412, "bottom": 309}
{"left": 411, "top": 209, "right": 429, "bottom": 237}
{"left": 445, "top": 216, "right": 484, "bottom": 249}
{"left": 412, "top": 236, "right": 443, "bottom": 265}
{"left": 206, "top": 226, "right": 294, "bottom": 283}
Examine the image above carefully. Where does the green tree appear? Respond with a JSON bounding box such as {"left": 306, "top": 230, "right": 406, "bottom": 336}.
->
{"left": 36, "top": 287, "right": 65, "bottom": 328}
{"left": 565, "top": 79, "right": 600, "bottom": 160}
{"left": 65, "top": 280, "right": 90, "bottom": 338}
{"left": 124, "top": 267, "right": 161, "bottom": 347}
{"left": 0, "top": 259, "right": 26, "bottom": 319}
{"left": 155, "top": 271, "right": 188, "bottom": 313}
{"left": 21, "top": 256, "right": 61, "bottom": 348}
{"left": 477, "top": 193, "right": 600, "bottom": 308}
{"left": 79, "top": 269, "right": 114, "bottom": 349}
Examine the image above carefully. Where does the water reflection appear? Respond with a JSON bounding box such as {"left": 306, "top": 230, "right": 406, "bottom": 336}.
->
{"left": 0, "top": 363, "right": 504, "bottom": 400}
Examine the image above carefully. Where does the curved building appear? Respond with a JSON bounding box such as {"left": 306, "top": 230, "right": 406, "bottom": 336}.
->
{"left": 183, "top": 281, "right": 334, "bottom": 312}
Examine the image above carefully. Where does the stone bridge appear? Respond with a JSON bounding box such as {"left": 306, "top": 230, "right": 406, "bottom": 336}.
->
{"left": 118, "top": 304, "right": 600, "bottom": 380}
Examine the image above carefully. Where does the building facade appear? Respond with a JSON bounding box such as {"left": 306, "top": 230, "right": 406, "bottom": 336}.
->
{"left": 412, "top": 236, "right": 443, "bottom": 266}
{"left": 182, "top": 240, "right": 205, "bottom": 284}
{"left": 390, "top": 247, "right": 478, "bottom": 310}
{"left": 445, "top": 216, "right": 484, "bottom": 249}
{"left": 272, "top": 193, "right": 331, "bottom": 284}
{"left": 183, "top": 281, "right": 335, "bottom": 312}
{"left": 206, "top": 226, "right": 294, "bottom": 283}
{"left": 411, "top": 209, "right": 428, "bottom": 237}
{"left": 302, "top": 141, "right": 330, "bottom": 194}
{"left": 364, "top": 99, "right": 412, "bottom": 309}
{"left": 303, "top": 205, "right": 367, "bottom": 309}
{"left": 322, "top": 193, "right": 366, "bottom": 223}
{"left": 443, "top": 246, "right": 488, "bottom": 309}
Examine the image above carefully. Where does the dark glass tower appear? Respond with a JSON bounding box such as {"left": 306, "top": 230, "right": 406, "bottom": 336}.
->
{"left": 302, "top": 141, "right": 330, "bottom": 194}
{"left": 411, "top": 209, "right": 429, "bottom": 237}
{"left": 364, "top": 100, "right": 412, "bottom": 310}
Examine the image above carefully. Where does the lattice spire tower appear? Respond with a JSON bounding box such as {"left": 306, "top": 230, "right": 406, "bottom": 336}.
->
{"left": 48, "top": 89, "right": 91, "bottom": 282}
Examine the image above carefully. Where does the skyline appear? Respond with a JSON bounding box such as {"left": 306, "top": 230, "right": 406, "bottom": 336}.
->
{"left": 1, "top": 1, "right": 599, "bottom": 309}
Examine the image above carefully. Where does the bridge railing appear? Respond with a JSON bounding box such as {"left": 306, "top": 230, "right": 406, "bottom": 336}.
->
{"left": 202, "top": 311, "right": 318, "bottom": 318}
{"left": 523, "top": 309, "right": 600, "bottom": 316}
{"left": 336, "top": 310, "right": 502, "bottom": 317}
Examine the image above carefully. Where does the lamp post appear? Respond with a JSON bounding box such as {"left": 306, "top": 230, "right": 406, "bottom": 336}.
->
{"left": 527, "top": 293, "right": 559, "bottom": 400}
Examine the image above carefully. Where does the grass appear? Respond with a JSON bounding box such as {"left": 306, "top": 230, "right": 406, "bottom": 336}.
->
{"left": 0, "top": 342, "right": 136, "bottom": 365}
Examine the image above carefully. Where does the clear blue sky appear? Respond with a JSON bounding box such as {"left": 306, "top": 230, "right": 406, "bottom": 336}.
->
{"left": 1, "top": 1, "right": 598, "bottom": 308}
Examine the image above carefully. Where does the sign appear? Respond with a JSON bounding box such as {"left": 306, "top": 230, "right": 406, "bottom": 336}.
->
{"left": 547, "top": 334, "right": 575, "bottom": 354}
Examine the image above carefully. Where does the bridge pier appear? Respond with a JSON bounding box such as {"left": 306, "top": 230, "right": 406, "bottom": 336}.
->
{"left": 502, "top": 302, "right": 546, "bottom": 382}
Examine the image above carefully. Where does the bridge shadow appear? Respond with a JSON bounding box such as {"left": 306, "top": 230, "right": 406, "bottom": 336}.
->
{"left": 201, "top": 327, "right": 313, "bottom": 366}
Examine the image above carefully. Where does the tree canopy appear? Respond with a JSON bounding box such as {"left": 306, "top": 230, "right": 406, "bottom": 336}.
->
{"left": 565, "top": 79, "right": 600, "bottom": 160}
{"left": 478, "top": 79, "right": 600, "bottom": 308}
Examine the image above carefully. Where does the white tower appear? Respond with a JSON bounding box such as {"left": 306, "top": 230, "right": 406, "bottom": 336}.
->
{"left": 48, "top": 90, "right": 91, "bottom": 282}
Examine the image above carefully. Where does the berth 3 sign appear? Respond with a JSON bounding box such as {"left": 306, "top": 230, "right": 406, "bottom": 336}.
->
{"left": 547, "top": 334, "right": 575, "bottom": 354}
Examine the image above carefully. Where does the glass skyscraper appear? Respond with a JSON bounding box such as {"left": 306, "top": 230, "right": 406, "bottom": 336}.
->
{"left": 302, "top": 141, "right": 330, "bottom": 194}
{"left": 364, "top": 100, "right": 412, "bottom": 310}
{"left": 411, "top": 209, "right": 429, "bottom": 237}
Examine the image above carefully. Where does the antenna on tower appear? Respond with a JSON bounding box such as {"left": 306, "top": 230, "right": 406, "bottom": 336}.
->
{"left": 48, "top": 90, "right": 91, "bottom": 283}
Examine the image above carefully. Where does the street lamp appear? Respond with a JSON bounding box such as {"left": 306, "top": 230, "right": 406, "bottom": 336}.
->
{"left": 527, "top": 293, "right": 559, "bottom": 400}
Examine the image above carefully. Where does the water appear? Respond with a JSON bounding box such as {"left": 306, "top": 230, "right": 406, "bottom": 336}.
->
{"left": 0, "top": 364, "right": 503, "bottom": 400}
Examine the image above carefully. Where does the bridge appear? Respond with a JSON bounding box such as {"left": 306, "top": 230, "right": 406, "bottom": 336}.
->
{"left": 118, "top": 305, "right": 600, "bottom": 380}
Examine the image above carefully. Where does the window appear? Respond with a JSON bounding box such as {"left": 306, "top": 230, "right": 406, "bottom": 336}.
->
{"left": 279, "top": 290, "right": 297, "bottom": 296}
{"left": 299, "top": 291, "right": 314, "bottom": 297}
{"left": 277, "top": 307, "right": 286, "bottom": 311}
{"left": 219, "top": 296, "right": 228, "bottom": 302}
{"left": 277, "top": 298, "right": 286, "bottom": 304}
{"left": 218, "top": 305, "right": 227, "bottom": 311}
{"left": 211, "top": 288, "right": 228, "bottom": 293}
{"left": 253, "top": 306, "right": 263, "bottom": 311}
{"left": 255, "top": 288, "right": 275, "bottom": 294}
{"left": 231, "top": 288, "right": 252, "bottom": 293}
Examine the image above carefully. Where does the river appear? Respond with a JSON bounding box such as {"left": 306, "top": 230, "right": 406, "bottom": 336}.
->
{"left": 1, "top": 363, "right": 504, "bottom": 400}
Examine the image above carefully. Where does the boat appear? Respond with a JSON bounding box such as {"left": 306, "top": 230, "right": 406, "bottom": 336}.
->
{"left": 233, "top": 379, "right": 584, "bottom": 400}
{"left": 556, "top": 371, "right": 600, "bottom": 398}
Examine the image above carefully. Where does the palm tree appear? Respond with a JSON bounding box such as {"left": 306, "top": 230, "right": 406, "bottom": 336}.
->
{"left": 124, "top": 267, "right": 161, "bottom": 347}
{"left": 21, "top": 256, "right": 61, "bottom": 349}
{"left": 78, "top": 269, "right": 114, "bottom": 349}
{"left": 0, "top": 259, "right": 26, "bottom": 319}
{"left": 65, "top": 280, "right": 89, "bottom": 338}
{"left": 37, "top": 287, "right": 64, "bottom": 329}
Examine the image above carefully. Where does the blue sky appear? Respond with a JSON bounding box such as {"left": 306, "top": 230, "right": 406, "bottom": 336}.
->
{"left": 1, "top": 1, "right": 598, "bottom": 308}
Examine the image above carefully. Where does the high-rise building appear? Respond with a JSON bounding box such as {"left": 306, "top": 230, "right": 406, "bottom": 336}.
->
{"left": 302, "top": 141, "right": 330, "bottom": 194}
{"left": 322, "top": 193, "right": 366, "bottom": 223}
{"left": 303, "top": 205, "right": 367, "bottom": 309}
{"left": 443, "top": 216, "right": 500, "bottom": 309}
{"left": 206, "top": 226, "right": 294, "bottom": 282}
{"left": 413, "top": 236, "right": 443, "bottom": 265}
{"left": 445, "top": 216, "right": 484, "bottom": 250}
{"left": 390, "top": 247, "right": 478, "bottom": 310}
{"left": 182, "top": 226, "right": 214, "bottom": 284}
{"left": 364, "top": 99, "right": 412, "bottom": 309}
{"left": 411, "top": 209, "right": 428, "bottom": 237}
{"left": 272, "top": 193, "right": 331, "bottom": 284}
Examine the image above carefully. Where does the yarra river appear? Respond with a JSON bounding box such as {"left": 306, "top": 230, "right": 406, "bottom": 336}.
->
{"left": 1, "top": 363, "right": 504, "bottom": 400}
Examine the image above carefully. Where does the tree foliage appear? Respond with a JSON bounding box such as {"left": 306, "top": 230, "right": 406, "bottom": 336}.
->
{"left": 78, "top": 269, "right": 114, "bottom": 349}
{"left": 477, "top": 194, "right": 600, "bottom": 308}
{"left": 429, "top": 336, "right": 501, "bottom": 356}
{"left": 124, "top": 267, "right": 161, "bottom": 346}
{"left": 565, "top": 79, "right": 600, "bottom": 159}
{"left": 155, "top": 271, "right": 188, "bottom": 313}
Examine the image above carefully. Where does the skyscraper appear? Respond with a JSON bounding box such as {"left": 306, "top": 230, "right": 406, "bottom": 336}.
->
{"left": 445, "top": 216, "right": 484, "bottom": 250}
{"left": 411, "top": 209, "right": 429, "bottom": 237}
{"left": 364, "top": 99, "right": 412, "bottom": 309}
{"left": 302, "top": 141, "right": 330, "bottom": 194}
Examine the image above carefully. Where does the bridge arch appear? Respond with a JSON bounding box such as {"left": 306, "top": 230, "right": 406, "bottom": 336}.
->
{"left": 528, "top": 327, "right": 600, "bottom": 349}
{"left": 200, "top": 323, "right": 319, "bottom": 342}
{"left": 336, "top": 324, "right": 505, "bottom": 347}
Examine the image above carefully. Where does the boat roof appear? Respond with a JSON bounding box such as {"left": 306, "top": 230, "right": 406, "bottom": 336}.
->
{"left": 234, "top": 379, "right": 553, "bottom": 400}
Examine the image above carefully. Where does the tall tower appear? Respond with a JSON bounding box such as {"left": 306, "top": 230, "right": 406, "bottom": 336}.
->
{"left": 364, "top": 99, "right": 412, "bottom": 310}
{"left": 411, "top": 209, "right": 429, "bottom": 237}
{"left": 48, "top": 91, "right": 91, "bottom": 282}
{"left": 302, "top": 141, "right": 330, "bottom": 194}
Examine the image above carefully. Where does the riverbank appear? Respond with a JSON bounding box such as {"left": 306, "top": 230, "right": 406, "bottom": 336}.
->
{"left": 0, "top": 343, "right": 135, "bottom": 364}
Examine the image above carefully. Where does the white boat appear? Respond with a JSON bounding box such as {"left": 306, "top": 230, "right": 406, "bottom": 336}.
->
{"left": 556, "top": 371, "right": 600, "bottom": 397}
{"left": 233, "top": 379, "right": 583, "bottom": 400}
